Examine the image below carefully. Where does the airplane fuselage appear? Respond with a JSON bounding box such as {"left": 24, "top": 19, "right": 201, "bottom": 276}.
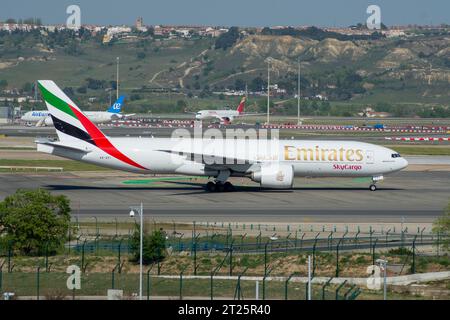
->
{"left": 21, "top": 110, "right": 120, "bottom": 126}
{"left": 195, "top": 110, "right": 240, "bottom": 121}
{"left": 38, "top": 138, "right": 408, "bottom": 179}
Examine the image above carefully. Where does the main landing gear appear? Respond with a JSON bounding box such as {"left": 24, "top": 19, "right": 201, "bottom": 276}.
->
{"left": 205, "top": 170, "right": 235, "bottom": 192}
{"left": 205, "top": 181, "right": 235, "bottom": 192}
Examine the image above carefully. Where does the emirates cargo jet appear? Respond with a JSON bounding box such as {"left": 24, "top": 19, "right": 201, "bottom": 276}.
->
{"left": 36, "top": 81, "right": 408, "bottom": 192}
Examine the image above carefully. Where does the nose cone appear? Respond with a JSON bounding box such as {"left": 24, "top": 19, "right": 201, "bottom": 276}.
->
{"left": 399, "top": 158, "right": 408, "bottom": 170}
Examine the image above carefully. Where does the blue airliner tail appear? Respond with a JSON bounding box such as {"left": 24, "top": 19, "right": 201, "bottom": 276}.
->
{"left": 107, "top": 96, "right": 125, "bottom": 113}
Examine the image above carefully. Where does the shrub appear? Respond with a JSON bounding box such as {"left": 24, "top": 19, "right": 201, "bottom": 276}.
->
{"left": 129, "top": 227, "right": 166, "bottom": 265}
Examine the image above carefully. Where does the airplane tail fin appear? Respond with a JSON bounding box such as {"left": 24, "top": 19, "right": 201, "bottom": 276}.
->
{"left": 37, "top": 80, "right": 147, "bottom": 170}
{"left": 236, "top": 96, "right": 246, "bottom": 114}
{"left": 107, "top": 95, "right": 125, "bottom": 113}
{"left": 37, "top": 80, "right": 97, "bottom": 144}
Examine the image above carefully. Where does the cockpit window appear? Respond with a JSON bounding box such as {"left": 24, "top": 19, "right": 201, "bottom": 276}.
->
{"left": 391, "top": 153, "right": 401, "bottom": 158}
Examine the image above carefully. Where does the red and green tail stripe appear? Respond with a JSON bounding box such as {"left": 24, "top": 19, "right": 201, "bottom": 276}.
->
{"left": 39, "top": 82, "right": 147, "bottom": 171}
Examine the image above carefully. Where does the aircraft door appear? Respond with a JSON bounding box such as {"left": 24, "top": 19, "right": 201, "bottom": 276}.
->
{"left": 366, "top": 150, "right": 374, "bottom": 164}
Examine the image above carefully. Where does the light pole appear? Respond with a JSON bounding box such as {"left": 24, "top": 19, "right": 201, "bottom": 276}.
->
{"left": 116, "top": 57, "right": 120, "bottom": 100}
{"left": 297, "top": 56, "right": 301, "bottom": 125}
{"left": 266, "top": 58, "right": 271, "bottom": 124}
{"left": 307, "top": 255, "right": 312, "bottom": 300}
{"left": 129, "top": 202, "right": 144, "bottom": 300}
{"left": 376, "top": 258, "right": 388, "bottom": 300}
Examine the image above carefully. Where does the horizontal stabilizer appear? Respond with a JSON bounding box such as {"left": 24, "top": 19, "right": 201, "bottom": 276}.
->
{"left": 35, "top": 138, "right": 92, "bottom": 153}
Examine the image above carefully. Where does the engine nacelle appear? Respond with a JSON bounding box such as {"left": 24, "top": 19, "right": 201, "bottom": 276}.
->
{"left": 251, "top": 163, "right": 294, "bottom": 189}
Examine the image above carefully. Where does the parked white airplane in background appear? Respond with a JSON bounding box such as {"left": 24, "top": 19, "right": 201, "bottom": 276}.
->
{"left": 21, "top": 95, "right": 132, "bottom": 126}
{"left": 36, "top": 80, "right": 408, "bottom": 192}
{"left": 194, "top": 97, "right": 262, "bottom": 124}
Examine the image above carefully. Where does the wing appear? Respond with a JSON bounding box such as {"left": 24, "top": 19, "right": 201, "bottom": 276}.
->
{"left": 157, "top": 149, "right": 258, "bottom": 171}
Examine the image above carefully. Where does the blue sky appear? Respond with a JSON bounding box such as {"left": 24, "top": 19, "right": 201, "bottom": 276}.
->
{"left": 2, "top": 0, "right": 449, "bottom": 27}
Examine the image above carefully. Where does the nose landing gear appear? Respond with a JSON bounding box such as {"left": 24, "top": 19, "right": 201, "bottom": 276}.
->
{"left": 369, "top": 175, "right": 384, "bottom": 191}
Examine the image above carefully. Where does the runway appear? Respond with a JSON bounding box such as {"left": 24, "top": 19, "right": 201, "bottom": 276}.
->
{"left": 0, "top": 170, "right": 448, "bottom": 223}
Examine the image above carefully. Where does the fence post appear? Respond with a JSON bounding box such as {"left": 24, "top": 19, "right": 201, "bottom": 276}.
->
{"left": 343, "top": 284, "right": 356, "bottom": 300}
{"left": 385, "top": 229, "right": 391, "bottom": 249}
{"left": 354, "top": 230, "right": 360, "bottom": 248}
{"left": 256, "top": 231, "right": 262, "bottom": 250}
{"left": 0, "top": 262, "right": 4, "bottom": 292}
{"left": 327, "top": 231, "right": 333, "bottom": 251}
{"left": 420, "top": 227, "right": 425, "bottom": 244}
{"left": 118, "top": 239, "right": 123, "bottom": 273}
{"left": 179, "top": 271, "right": 184, "bottom": 300}
{"left": 234, "top": 267, "right": 248, "bottom": 300}
{"left": 262, "top": 275, "right": 267, "bottom": 300}
{"left": 411, "top": 236, "right": 417, "bottom": 274}
{"left": 322, "top": 277, "right": 333, "bottom": 300}
{"left": 241, "top": 233, "right": 247, "bottom": 250}
{"left": 335, "top": 280, "right": 347, "bottom": 300}
{"left": 372, "top": 239, "right": 378, "bottom": 267}
{"left": 146, "top": 265, "right": 153, "bottom": 300}
{"left": 193, "top": 236, "right": 197, "bottom": 276}
{"left": 94, "top": 234, "right": 100, "bottom": 255}
{"left": 285, "top": 233, "right": 291, "bottom": 254}
{"left": 264, "top": 241, "right": 269, "bottom": 276}
{"left": 211, "top": 252, "right": 229, "bottom": 300}
{"left": 312, "top": 233, "right": 320, "bottom": 277}
{"left": 36, "top": 266, "right": 41, "bottom": 300}
{"left": 300, "top": 233, "right": 305, "bottom": 250}
{"left": 81, "top": 239, "right": 86, "bottom": 273}
{"left": 68, "top": 226, "right": 71, "bottom": 255}
{"left": 436, "top": 231, "right": 440, "bottom": 257}
{"left": 229, "top": 243, "right": 234, "bottom": 276}
{"left": 335, "top": 238, "right": 343, "bottom": 277}
{"left": 294, "top": 231, "right": 298, "bottom": 248}
{"left": 111, "top": 264, "right": 118, "bottom": 289}
{"left": 7, "top": 241, "right": 13, "bottom": 273}
{"left": 284, "top": 273, "right": 295, "bottom": 300}
{"left": 45, "top": 241, "right": 49, "bottom": 272}
{"left": 369, "top": 229, "right": 374, "bottom": 250}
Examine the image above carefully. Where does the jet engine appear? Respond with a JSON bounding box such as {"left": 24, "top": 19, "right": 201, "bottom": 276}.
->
{"left": 251, "top": 163, "right": 294, "bottom": 189}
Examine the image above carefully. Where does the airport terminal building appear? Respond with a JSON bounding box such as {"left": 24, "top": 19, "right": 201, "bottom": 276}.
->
{"left": 0, "top": 106, "right": 13, "bottom": 124}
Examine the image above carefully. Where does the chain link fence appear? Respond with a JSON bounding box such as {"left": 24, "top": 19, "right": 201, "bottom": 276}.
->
{"left": 0, "top": 219, "right": 448, "bottom": 300}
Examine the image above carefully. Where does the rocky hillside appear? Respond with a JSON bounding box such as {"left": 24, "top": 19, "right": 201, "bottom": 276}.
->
{"left": 0, "top": 29, "right": 449, "bottom": 107}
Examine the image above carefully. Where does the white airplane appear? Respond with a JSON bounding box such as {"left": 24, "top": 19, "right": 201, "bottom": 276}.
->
{"left": 194, "top": 97, "right": 262, "bottom": 124}
{"left": 36, "top": 80, "right": 408, "bottom": 192}
{"left": 21, "top": 95, "right": 131, "bottom": 126}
